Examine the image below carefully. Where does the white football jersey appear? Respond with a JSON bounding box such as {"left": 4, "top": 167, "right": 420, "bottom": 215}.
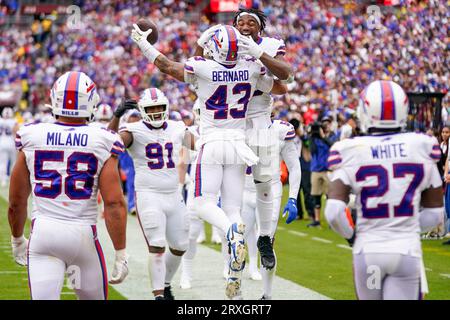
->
{"left": 16, "top": 122, "right": 125, "bottom": 225}
{"left": 184, "top": 56, "right": 273, "bottom": 140}
{"left": 246, "top": 36, "right": 286, "bottom": 119}
{"left": 0, "top": 118, "right": 17, "bottom": 148}
{"left": 120, "top": 120, "right": 186, "bottom": 193}
{"left": 89, "top": 121, "right": 109, "bottom": 129}
{"left": 244, "top": 120, "right": 296, "bottom": 192}
{"left": 328, "top": 132, "right": 442, "bottom": 257}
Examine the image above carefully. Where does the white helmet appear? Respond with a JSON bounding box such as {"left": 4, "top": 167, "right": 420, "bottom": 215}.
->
{"left": 358, "top": 80, "right": 409, "bottom": 133}
{"left": 95, "top": 103, "right": 113, "bottom": 121}
{"left": 138, "top": 88, "right": 169, "bottom": 127}
{"left": 2, "top": 107, "right": 14, "bottom": 119}
{"left": 204, "top": 25, "right": 239, "bottom": 65}
{"left": 50, "top": 71, "right": 100, "bottom": 119}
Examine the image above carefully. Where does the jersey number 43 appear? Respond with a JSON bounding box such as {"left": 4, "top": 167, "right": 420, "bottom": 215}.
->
{"left": 206, "top": 83, "right": 251, "bottom": 120}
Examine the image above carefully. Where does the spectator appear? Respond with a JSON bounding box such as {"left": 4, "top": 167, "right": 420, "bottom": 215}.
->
{"left": 308, "top": 118, "right": 336, "bottom": 227}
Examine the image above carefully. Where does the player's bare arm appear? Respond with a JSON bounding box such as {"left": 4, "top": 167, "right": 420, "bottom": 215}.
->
{"left": 8, "top": 151, "right": 31, "bottom": 238}
{"left": 182, "top": 130, "right": 196, "bottom": 150}
{"left": 327, "top": 179, "right": 351, "bottom": 203}
{"left": 153, "top": 55, "right": 185, "bottom": 82}
{"left": 99, "top": 156, "right": 127, "bottom": 251}
{"left": 272, "top": 80, "right": 288, "bottom": 95}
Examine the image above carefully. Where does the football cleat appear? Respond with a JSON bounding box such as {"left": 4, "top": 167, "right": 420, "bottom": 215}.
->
{"left": 260, "top": 294, "right": 272, "bottom": 300}
{"left": 257, "top": 235, "right": 275, "bottom": 270}
{"left": 154, "top": 295, "right": 165, "bottom": 300}
{"left": 164, "top": 285, "right": 175, "bottom": 300}
{"left": 226, "top": 223, "right": 246, "bottom": 270}
{"left": 225, "top": 260, "right": 245, "bottom": 299}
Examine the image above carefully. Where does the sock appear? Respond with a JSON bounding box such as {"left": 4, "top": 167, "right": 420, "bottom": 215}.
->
{"left": 195, "top": 199, "right": 231, "bottom": 234}
{"left": 164, "top": 251, "right": 182, "bottom": 287}
{"left": 148, "top": 252, "right": 166, "bottom": 292}
{"left": 247, "top": 224, "right": 258, "bottom": 272}
{"left": 261, "top": 250, "right": 277, "bottom": 298}
{"left": 181, "top": 256, "right": 193, "bottom": 281}
{"left": 255, "top": 181, "right": 273, "bottom": 236}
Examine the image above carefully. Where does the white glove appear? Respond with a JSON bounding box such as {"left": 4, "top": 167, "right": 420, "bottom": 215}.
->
{"left": 238, "top": 34, "right": 264, "bottom": 59}
{"left": 197, "top": 24, "right": 222, "bottom": 49}
{"left": 109, "top": 249, "right": 129, "bottom": 284}
{"left": 11, "top": 235, "right": 28, "bottom": 266}
{"left": 130, "top": 24, "right": 161, "bottom": 63}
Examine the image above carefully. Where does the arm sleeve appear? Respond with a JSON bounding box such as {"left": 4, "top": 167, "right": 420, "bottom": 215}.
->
{"left": 324, "top": 199, "right": 355, "bottom": 239}
{"left": 281, "top": 141, "right": 301, "bottom": 199}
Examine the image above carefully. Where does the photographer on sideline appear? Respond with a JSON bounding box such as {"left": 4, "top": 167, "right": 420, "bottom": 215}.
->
{"left": 307, "top": 116, "right": 337, "bottom": 227}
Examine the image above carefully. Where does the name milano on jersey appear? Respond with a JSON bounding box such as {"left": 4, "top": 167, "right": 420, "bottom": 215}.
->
{"left": 327, "top": 132, "right": 442, "bottom": 257}
{"left": 119, "top": 120, "right": 186, "bottom": 193}
{"left": 16, "top": 122, "right": 125, "bottom": 225}
{"left": 184, "top": 56, "right": 273, "bottom": 138}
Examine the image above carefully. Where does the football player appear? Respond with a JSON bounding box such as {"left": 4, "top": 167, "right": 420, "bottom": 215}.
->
{"left": 131, "top": 24, "right": 286, "bottom": 298}
{"left": 108, "top": 88, "right": 194, "bottom": 300}
{"left": 194, "top": 8, "right": 292, "bottom": 272}
{"left": 242, "top": 117, "right": 301, "bottom": 300}
{"left": 8, "top": 71, "right": 129, "bottom": 300}
{"left": 92, "top": 103, "right": 113, "bottom": 128}
{"left": 325, "top": 80, "right": 444, "bottom": 300}
{"left": 0, "top": 107, "right": 18, "bottom": 187}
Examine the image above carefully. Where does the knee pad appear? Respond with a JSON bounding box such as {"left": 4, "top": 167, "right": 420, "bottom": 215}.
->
{"left": 314, "top": 195, "right": 322, "bottom": 208}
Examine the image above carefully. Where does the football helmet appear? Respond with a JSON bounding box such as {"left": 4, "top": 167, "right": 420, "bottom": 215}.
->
{"left": 50, "top": 71, "right": 100, "bottom": 119}
{"left": 95, "top": 103, "right": 113, "bottom": 121}
{"left": 204, "top": 25, "right": 240, "bottom": 65}
{"left": 1, "top": 107, "right": 14, "bottom": 119}
{"left": 358, "top": 80, "right": 408, "bottom": 133}
{"left": 138, "top": 88, "right": 169, "bottom": 127}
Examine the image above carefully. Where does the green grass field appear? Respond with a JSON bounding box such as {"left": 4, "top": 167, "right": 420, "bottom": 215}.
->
{"left": 1, "top": 186, "right": 449, "bottom": 300}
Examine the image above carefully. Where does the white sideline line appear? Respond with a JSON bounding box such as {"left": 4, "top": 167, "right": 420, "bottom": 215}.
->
{"left": 0, "top": 271, "right": 27, "bottom": 274}
{"left": 336, "top": 244, "right": 352, "bottom": 251}
{"left": 439, "top": 274, "right": 450, "bottom": 279}
{"left": 425, "top": 268, "right": 433, "bottom": 272}
{"left": 311, "top": 237, "right": 333, "bottom": 244}
{"left": 61, "top": 292, "right": 76, "bottom": 295}
{"left": 288, "top": 230, "right": 307, "bottom": 237}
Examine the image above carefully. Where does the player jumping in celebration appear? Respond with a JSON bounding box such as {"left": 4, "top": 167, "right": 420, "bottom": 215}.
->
{"left": 131, "top": 23, "right": 286, "bottom": 298}
{"left": 108, "top": 88, "right": 194, "bottom": 300}
{"left": 8, "top": 71, "right": 129, "bottom": 300}
{"left": 325, "top": 80, "right": 445, "bottom": 300}
{"left": 194, "top": 7, "right": 293, "bottom": 272}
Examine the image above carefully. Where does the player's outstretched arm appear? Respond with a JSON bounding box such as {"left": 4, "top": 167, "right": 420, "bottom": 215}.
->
{"left": 8, "top": 151, "right": 31, "bottom": 266}
{"left": 281, "top": 141, "right": 301, "bottom": 224}
{"left": 99, "top": 156, "right": 129, "bottom": 284}
{"left": 131, "top": 24, "right": 185, "bottom": 82}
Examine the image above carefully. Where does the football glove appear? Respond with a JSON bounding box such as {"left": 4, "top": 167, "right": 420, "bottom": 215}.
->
{"left": 197, "top": 24, "right": 222, "bottom": 49}
{"left": 282, "top": 198, "right": 298, "bottom": 224}
{"left": 11, "top": 235, "right": 28, "bottom": 266}
{"left": 131, "top": 24, "right": 161, "bottom": 63}
{"left": 114, "top": 99, "right": 137, "bottom": 118}
{"left": 237, "top": 34, "right": 264, "bottom": 59}
{"left": 109, "top": 249, "right": 129, "bottom": 284}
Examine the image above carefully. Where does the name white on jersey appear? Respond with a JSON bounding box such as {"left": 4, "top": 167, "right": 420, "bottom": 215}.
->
{"left": 120, "top": 120, "right": 186, "bottom": 193}
{"left": 16, "top": 122, "right": 125, "bottom": 225}
{"left": 328, "top": 132, "right": 442, "bottom": 257}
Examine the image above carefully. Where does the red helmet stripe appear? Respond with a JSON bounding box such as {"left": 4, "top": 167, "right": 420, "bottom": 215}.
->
{"left": 150, "top": 88, "right": 158, "bottom": 100}
{"left": 225, "top": 26, "right": 238, "bottom": 63}
{"left": 380, "top": 80, "right": 395, "bottom": 120}
{"left": 63, "top": 71, "right": 80, "bottom": 110}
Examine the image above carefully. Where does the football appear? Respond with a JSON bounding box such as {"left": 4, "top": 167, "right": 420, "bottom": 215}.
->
{"left": 136, "top": 18, "right": 158, "bottom": 44}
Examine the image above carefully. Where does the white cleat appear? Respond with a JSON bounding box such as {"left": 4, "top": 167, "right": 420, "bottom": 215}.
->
{"left": 249, "top": 270, "right": 262, "bottom": 281}
{"left": 226, "top": 223, "right": 246, "bottom": 270}
{"left": 179, "top": 276, "right": 191, "bottom": 290}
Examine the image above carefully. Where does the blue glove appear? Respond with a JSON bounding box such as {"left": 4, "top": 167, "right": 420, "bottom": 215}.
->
{"left": 282, "top": 198, "right": 298, "bottom": 224}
